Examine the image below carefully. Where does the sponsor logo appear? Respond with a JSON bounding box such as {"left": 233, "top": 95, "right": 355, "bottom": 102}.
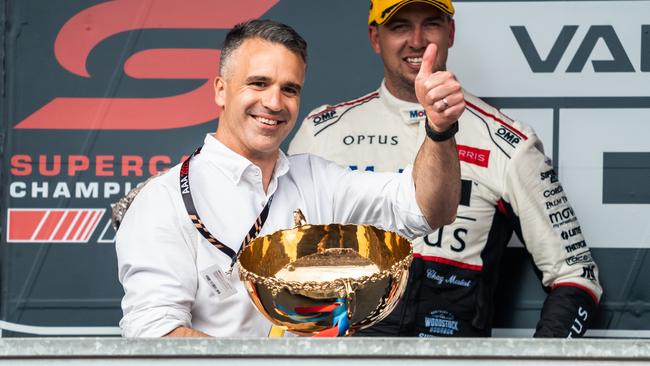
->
{"left": 408, "top": 109, "right": 426, "bottom": 119}
{"left": 545, "top": 196, "right": 568, "bottom": 210}
{"left": 566, "top": 250, "right": 593, "bottom": 266}
{"left": 7, "top": 208, "right": 105, "bottom": 243}
{"left": 180, "top": 175, "right": 190, "bottom": 194}
{"left": 423, "top": 227, "right": 467, "bottom": 253}
{"left": 349, "top": 165, "right": 375, "bottom": 172}
{"left": 14, "top": 0, "right": 278, "bottom": 130}
{"left": 457, "top": 145, "right": 490, "bottom": 168}
{"left": 312, "top": 110, "right": 337, "bottom": 125}
{"left": 423, "top": 310, "right": 459, "bottom": 336}
{"left": 567, "top": 306, "right": 589, "bottom": 338}
{"left": 548, "top": 206, "right": 577, "bottom": 226}
{"left": 565, "top": 240, "right": 587, "bottom": 253}
{"left": 342, "top": 135, "right": 398, "bottom": 145}
{"left": 426, "top": 269, "right": 472, "bottom": 288}
{"left": 543, "top": 185, "right": 564, "bottom": 197}
{"left": 495, "top": 126, "right": 521, "bottom": 147}
{"left": 561, "top": 226, "right": 582, "bottom": 240}
{"left": 540, "top": 169, "right": 559, "bottom": 183}
{"left": 512, "top": 25, "right": 648, "bottom": 73}
{"left": 581, "top": 264, "right": 597, "bottom": 281}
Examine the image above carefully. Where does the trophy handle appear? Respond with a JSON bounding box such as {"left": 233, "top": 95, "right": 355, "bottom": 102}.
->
{"left": 293, "top": 208, "right": 307, "bottom": 227}
{"left": 342, "top": 279, "right": 357, "bottom": 336}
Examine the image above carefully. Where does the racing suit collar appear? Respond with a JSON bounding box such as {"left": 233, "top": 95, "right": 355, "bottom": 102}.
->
{"left": 379, "top": 80, "right": 426, "bottom": 126}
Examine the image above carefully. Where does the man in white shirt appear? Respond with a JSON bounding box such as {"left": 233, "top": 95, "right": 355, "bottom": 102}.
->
{"left": 116, "top": 19, "right": 463, "bottom": 337}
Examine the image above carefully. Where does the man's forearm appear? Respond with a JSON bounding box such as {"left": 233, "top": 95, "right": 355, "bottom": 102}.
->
{"left": 413, "top": 136, "right": 460, "bottom": 229}
{"left": 165, "top": 326, "right": 211, "bottom": 337}
{"left": 411, "top": 43, "right": 463, "bottom": 229}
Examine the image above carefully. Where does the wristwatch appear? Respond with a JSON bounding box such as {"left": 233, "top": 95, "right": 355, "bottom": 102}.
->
{"left": 425, "top": 118, "right": 459, "bottom": 142}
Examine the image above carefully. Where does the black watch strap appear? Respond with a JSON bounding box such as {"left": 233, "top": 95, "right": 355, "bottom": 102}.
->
{"left": 425, "top": 119, "right": 459, "bottom": 142}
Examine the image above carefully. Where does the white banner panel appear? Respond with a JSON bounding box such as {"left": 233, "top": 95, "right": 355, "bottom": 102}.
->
{"left": 449, "top": 1, "right": 650, "bottom": 97}
{"left": 560, "top": 108, "right": 650, "bottom": 248}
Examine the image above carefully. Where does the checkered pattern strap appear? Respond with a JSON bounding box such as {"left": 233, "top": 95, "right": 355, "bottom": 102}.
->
{"left": 179, "top": 147, "right": 273, "bottom": 265}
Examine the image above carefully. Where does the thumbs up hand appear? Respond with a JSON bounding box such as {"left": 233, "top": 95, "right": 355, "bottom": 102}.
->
{"left": 415, "top": 43, "right": 465, "bottom": 133}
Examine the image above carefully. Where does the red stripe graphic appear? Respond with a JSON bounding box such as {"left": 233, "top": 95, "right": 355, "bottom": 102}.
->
{"left": 413, "top": 253, "right": 483, "bottom": 271}
{"left": 8, "top": 211, "right": 45, "bottom": 241}
{"left": 7, "top": 209, "right": 105, "bottom": 243}
{"left": 68, "top": 210, "right": 90, "bottom": 241}
{"left": 307, "top": 92, "right": 379, "bottom": 119}
{"left": 465, "top": 100, "right": 528, "bottom": 140}
{"left": 81, "top": 210, "right": 103, "bottom": 242}
{"left": 51, "top": 210, "right": 76, "bottom": 240}
{"left": 60, "top": 210, "right": 82, "bottom": 241}
{"left": 34, "top": 210, "right": 65, "bottom": 241}
{"left": 552, "top": 282, "right": 600, "bottom": 304}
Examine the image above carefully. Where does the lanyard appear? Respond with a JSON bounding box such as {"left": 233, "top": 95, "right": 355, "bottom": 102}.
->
{"left": 179, "top": 147, "right": 273, "bottom": 267}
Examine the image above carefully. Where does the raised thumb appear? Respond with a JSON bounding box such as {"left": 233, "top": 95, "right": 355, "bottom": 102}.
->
{"left": 417, "top": 43, "right": 438, "bottom": 79}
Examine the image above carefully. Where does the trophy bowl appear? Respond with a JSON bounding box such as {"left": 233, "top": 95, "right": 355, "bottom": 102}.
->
{"left": 237, "top": 223, "right": 412, "bottom": 337}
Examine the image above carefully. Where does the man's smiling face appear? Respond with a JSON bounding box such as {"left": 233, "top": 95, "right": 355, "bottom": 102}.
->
{"left": 369, "top": 2, "right": 455, "bottom": 101}
{"left": 214, "top": 37, "right": 305, "bottom": 162}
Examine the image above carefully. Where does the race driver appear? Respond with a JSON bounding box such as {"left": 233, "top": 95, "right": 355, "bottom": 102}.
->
{"left": 288, "top": 0, "right": 603, "bottom": 337}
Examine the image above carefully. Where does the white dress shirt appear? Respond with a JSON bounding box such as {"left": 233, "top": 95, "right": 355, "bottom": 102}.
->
{"left": 116, "top": 134, "right": 432, "bottom": 337}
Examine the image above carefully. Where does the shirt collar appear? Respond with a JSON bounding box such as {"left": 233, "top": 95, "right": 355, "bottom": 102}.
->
{"left": 200, "top": 134, "right": 290, "bottom": 185}
{"left": 379, "top": 80, "right": 426, "bottom": 125}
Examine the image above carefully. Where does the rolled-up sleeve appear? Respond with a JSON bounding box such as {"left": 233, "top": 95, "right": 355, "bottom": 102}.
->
{"left": 116, "top": 179, "right": 198, "bottom": 337}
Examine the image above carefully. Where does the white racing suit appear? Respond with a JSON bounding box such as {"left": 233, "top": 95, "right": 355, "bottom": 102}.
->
{"left": 288, "top": 82, "right": 603, "bottom": 337}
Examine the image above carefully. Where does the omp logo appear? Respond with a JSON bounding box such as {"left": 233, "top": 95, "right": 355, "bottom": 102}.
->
{"left": 496, "top": 127, "right": 521, "bottom": 147}
{"left": 312, "top": 110, "right": 337, "bottom": 125}
{"left": 7, "top": 208, "right": 105, "bottom": 243}
{"left": 14, "top": 0, "right": 278, "bottom": 130}
{"left": 512, "top": 25, "right": 649, "bottom": 73}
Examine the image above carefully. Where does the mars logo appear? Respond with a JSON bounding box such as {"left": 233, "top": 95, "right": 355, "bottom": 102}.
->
{"left": 14, "top": 0, "right": 279, "bottom": 130}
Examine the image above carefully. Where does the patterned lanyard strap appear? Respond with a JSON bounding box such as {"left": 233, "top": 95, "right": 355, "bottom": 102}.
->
{"left": 179, "top": 147, "right": 273, "bottom": 267}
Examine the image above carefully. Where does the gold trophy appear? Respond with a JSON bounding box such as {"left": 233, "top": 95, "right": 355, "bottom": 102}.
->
{"left": 237, "top": 210, "right": 413, "bottom": 337}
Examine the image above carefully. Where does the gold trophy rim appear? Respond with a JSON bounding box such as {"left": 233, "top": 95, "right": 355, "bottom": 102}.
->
{"left": 236, "top": 222, "right": 413, "bottom": 336}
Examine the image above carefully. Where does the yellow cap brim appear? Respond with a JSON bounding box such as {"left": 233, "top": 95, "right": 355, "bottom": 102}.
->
{"left": 369, "top": 0, "right": 455, "bottom": 25}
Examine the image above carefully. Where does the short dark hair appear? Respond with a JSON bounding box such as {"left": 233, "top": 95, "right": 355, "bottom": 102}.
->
{"left": 220, "top": 19, "right": 307, "bottom": 76}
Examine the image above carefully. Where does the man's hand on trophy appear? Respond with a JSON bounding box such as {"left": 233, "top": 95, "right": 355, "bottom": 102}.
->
{"left": 415, "top": 43, "right": 465, "bottom": 133}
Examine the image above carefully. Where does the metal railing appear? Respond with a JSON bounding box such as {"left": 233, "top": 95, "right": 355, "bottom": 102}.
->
{"left": 0, "top": 338, "right": 648, "bottom": 365}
